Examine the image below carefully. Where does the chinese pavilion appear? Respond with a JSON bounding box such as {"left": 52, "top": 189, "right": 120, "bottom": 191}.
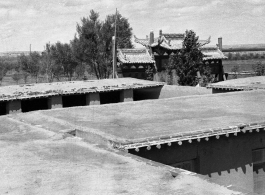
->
{"left": 117, "top": 30, "right": 227, "bottom": 82}
{"left": 117, "top": 48, "right": 155, "bottom": 79}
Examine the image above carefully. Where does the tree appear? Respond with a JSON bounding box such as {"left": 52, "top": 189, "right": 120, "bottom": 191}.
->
{"left": 72, "top": 10, "right": 133, "bottom": 79}
{"left": 254, "top": 53, "right": 260, "bottom": 59}
{"left": 103, "top": 12, "right": 133, "bottom": 49}
{"left": 235, "top": 53, "right": 241, "bottom": 60}
{"left": 22, "top": 72, "right": 30, "bottom": 83}
{"left": 71, "top": 10, "right": 107, "bottom": 79}
{"left": 41, "top": 43, "right": 58, "bottom": 82}
{"left": 253, "top": 61, "right": 265, "bottom": 76}
{"left": 19, "top": 52, "right": 41, "bottom": 83}
{"left": 249, "top": 53, "right": 254, "bottom": 59}
{"left": 49, "top": 42, "right": 78, "bottom": 81}
{"left": 167, "top": 30, "right": 210, "bottom": 86}
{"left": 227, "top": 52, "right": 233, "bottom": 60}
{"left": 199, "top": 63, "right": 214, "bottom": 87}
{"left": 231, "top": 65, "right": 239, "bottom": 79}
{"left": 145, "top": 65, "right": 156, "bottom": 81}
{"left": 12, "top": 72, "right": 21, "bottom": 84}
{"left": 75, "top": 63, "right": 86, "bottom": 79}
{"left": 0, "top": 60, "right": 8, "bottom": 85}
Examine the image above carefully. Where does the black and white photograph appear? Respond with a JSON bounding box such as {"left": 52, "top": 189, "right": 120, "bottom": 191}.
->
{"left": 0, "top": 0, "right": 265, "bottom": 194}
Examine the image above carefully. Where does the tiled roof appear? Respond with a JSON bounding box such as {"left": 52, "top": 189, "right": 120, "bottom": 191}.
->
{"left": 201, "top": 46, "right": 228, "bottom": 60}
{"left": 151, "top": 37, "right": 183, "bottom": 50}
{"left": 162, "top": 33, "right": 185, "bottom": 40}
{"left": 133, "top": 36, "right": 150, "bottom": 47}
{"left": 134, "top": 35, "right": 225, "bottom": 60}
{"left": 117, "top": 48, "right": 155, "bottom": 64}
{"left": 134, "top": 33, "right": 211, "bottom": 50}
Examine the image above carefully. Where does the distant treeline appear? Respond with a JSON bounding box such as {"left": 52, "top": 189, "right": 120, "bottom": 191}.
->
{"left": 0, "top": 9, "right": 133, "bottom": 86}
{"left": 224, "top": 52, "right": 265, "bottom": 60}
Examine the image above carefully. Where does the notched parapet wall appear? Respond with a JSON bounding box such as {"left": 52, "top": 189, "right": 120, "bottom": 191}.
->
{"left": 211, "top": 88, "right": 243, "bottom": 94}
{"left": 114, "top": 120, "right": 265, "bottom": 194}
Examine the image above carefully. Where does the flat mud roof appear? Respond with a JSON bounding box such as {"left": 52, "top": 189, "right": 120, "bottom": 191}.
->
{"left": 0, "top": 113, "right": 242, "bottom": 194}
{"left": 0, "top": 78, "right": 164, "bottom": 101}
{"left": 11, "top": 90, "right": 265, "bottom": 151}
{"left": 208, "top": 76, "right": 265, "bottom": 90}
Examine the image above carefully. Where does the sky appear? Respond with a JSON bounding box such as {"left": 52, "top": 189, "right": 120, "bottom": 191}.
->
{"left": 0, "top": 0, "right": 265, "bottom": 52}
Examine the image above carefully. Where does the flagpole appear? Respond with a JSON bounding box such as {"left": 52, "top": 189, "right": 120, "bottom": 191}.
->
{"left": 112, "top": 8, "right": 117, "bottom": 79}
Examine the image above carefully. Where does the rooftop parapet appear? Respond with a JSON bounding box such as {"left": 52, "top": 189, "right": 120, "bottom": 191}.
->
{"left": 0, "top": 78, "right": 164, "bottom": 102}
{"left": 208, "top": 76, "right": 265, "bottom": 91}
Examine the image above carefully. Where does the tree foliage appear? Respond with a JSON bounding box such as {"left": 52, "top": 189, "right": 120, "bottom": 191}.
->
{"left": 227, "top": 52, "right": 233, "bottom": 60}
{"left": 71, "top": 10, "right": 133, "bottom": 79}
{"left": 0, "top": 60, "right": 8, "bottom": 85}
{"left": 50, "top": 42, "right": 78, "bottom": 81}
{"left": 231, "top": 65, "right": 239, "bottom": 79}
{"left": 253, "top": 61, "right": 265, "bottom": 76}
{"left": 19, "top": 52, "right": 41, "bottom": 82}
{"left": 41, "top": 43, "right": 56, "bottom": 82}
{"left": 12, "top": 71, "right": 21, "bottom": 84}
{"left": 1, "top": 9, "right": 133, "bottom": 84}
{"left": 166, "top": 30, "right": 211, "bottom": 86}
{"left": 103, "top": 12, "right": 133, "bottom": 49}
{"left": 145, "top": 65, "right": 156, "bottom": 81}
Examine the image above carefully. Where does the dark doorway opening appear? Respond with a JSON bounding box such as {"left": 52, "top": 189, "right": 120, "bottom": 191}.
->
{"left": 100, "top": 91, "right": 120, "bottom": 104}
{"left": 62, "top": 94, "right": 86, "bottom": 108}
{"left": 21, "top": 98, "right": 49, "bottom": 113}
{"left": 0, "top": 102, "right": 7, "bottom": 115}
{"left": 133, "top": 86, "right": 162, "bottom": 101}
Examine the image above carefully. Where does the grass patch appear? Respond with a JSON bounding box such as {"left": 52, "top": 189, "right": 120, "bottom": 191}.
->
{"left": 223, "top": 59, "right": 265, "bottom": 72}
